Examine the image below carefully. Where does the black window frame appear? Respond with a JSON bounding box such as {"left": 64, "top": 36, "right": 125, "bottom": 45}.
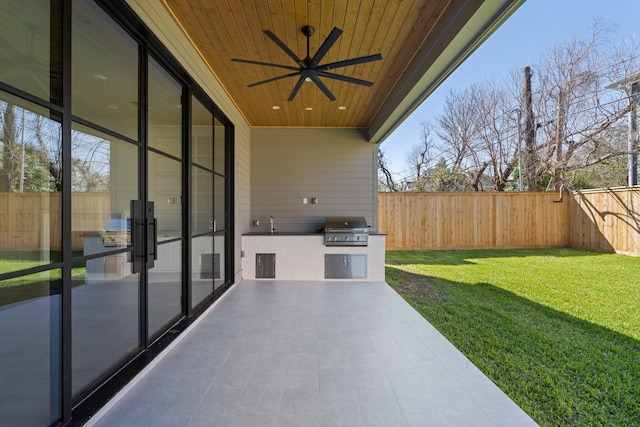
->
{"left": 0, "top": 0, "right": 235, "bottom": 425}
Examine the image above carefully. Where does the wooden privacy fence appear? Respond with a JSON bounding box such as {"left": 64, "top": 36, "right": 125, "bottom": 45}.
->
{"left": 0, "top": 192, "right": 111, "bottom": 251}
{"left": 569, "top": 187, "right": 640, "bottom": 256}
{"left": 379, "top": 192, "right": 569, "bottom": 250}
{"left": 379, "top": 189, "right": 640, "bottom": 256}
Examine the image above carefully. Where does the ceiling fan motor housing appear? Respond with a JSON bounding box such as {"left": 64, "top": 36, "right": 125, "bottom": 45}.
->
{"left": 301, "top": 25, "right": 315, "bottom": 38}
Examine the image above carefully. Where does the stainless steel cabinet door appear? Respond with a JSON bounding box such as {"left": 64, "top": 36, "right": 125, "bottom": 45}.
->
{"left": 256, "top": 253, "right": 276, "bottom": 278}
{"left": 325, "top": 254, "right": 367, "bottom": 279}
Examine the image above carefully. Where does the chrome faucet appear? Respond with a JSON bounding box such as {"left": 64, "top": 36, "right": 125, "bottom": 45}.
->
{"left": 269, "top": 215, "right": 275, "bottom": 234}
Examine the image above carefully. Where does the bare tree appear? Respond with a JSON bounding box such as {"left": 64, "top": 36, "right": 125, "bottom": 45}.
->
{"left": 382, "top": 21, "right": 638, "bottom": 192}
{"left": 433, "top": 83, "right": 522, "bottom": 191}
{"left": 435, "top": 85, "right": 488, "bottom": 190}
{"left": 437, "top": 87, "right": 481, "bottom": 170}
{"left": 525, "top": 21, "right": 639, "bottom": 190}
{"left": 1, "top": 101, "right": 111, "bottom": 193}
{"left": 0, "top": 101, "right": 61, "bottom": 191}
{"left": 377, "top": 148, "right": 400, "bottom": 192}
{"left": 474, "top": 80, "right": 521, "bottom": 190}
{"left": 404, "top": 123, "right": 436, "bottom": 191}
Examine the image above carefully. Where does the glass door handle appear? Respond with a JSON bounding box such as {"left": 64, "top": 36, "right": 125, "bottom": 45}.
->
{"left": 131, "top": 200, "right": 145, "bottom": 274}
{"left": 131, "top": 200, "right": 158, "bottom": 271}
{"left": 147, "top": 217, "right": 158, "bottom": 261}
{"left": 146, "top": 202, "right": 156, "bottom": 269}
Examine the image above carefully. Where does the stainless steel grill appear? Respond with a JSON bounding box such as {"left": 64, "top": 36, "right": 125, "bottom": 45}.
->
{"left": 323, "top": 216, "right": 368, "bottom": 246}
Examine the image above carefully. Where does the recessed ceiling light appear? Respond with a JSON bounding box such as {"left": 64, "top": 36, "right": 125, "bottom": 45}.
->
{"left": 338, "top": 105, "right": 347, "bottom": 110}
{"left": 92, "top": 74, "right": 107, "bottom": 81}
{"left": 272, "top": 105, "right": 281, "bottom": 110}
{"left": 305, "top": 107, "right": 313, "bottom": 111}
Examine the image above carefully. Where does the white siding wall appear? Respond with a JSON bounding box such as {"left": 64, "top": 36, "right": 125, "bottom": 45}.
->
{"left": 125, "top": 0, "right": 251, "bottom": 283}
{"left": 251, "top": 128, "right": 378, "bottom": 233}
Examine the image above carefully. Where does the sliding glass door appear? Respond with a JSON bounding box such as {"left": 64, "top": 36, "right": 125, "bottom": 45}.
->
{"left": 70, "top": 0, "right": 142, "bottom": 397}
{"left": 147, "top": 56, "right": 184, "bottom": 339}
{"left": 0, "top": 0, "right": 233, "bottom": 424}
{"left": 191, "top": 97, "right": 216, "bottom": 308}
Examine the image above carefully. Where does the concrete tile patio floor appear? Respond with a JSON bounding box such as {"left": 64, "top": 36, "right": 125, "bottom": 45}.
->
{"left": 87, "top": 280, "right": 538, "bottom": 427}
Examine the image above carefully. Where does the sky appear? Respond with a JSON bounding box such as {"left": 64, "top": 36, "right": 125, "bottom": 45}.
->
{"left": 380, "top": 0, "right": 640, "bottom": 179}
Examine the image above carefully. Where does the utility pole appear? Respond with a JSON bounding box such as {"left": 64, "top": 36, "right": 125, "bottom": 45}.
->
{"left": 554, "top": 89, "right": 565, "bottom": 191}
{"left": 523, "top": 67, "right": 536, "bottom": 191}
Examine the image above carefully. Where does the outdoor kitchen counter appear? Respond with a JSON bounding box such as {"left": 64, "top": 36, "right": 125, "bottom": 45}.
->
{"left": 242, "top": 231, "right": 387, "bottom": 236}
{"left": 241, "top": 232, "right": 386, "bottom": 281}
{"left": 242, "top": 232, "right": 322, "bottom": 236}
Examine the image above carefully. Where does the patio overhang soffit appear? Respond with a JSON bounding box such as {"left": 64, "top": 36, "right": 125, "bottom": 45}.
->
{"left": 161, "top": 0, "right": 524, "bottom": 144}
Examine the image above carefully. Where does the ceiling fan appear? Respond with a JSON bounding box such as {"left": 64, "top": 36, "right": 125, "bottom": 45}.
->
{"left": 231, "top": 26, "right": 382, "bottom": 102}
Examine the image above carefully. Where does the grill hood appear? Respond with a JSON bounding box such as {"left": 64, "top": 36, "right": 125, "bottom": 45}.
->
{"left": 322, "top": 217, "right": 368, "bottom": 230}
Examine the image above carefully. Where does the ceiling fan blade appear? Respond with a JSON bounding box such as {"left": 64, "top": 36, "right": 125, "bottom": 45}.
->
{"left": 309, "top": 27, "right": 342, "bottom": 68}
{"left": 264, "top": 30, "right": 307, "bottom": 69}
{"left": 317, "top": 71, "right": 374, "bottom": 87}
{"left": 317, "top": 53, "right": 383, "bottom": 72}
{"left": 231, "top": 58, "right": 299, "bottom": 72}
{"left": 287, "top": 76, "right": 306, "bottom": 101}
{"left": 247, "top": 72, "right": 300, "bottom": 88}
{"left": 310, "top": 75, "right": 336, "bottom": 101}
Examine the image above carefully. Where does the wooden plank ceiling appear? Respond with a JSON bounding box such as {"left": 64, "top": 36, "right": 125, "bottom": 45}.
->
{"left": 162, "top": 0, "right": 452, "bottom": 128}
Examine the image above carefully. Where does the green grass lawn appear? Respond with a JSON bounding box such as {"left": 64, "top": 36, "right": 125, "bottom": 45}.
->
{"left": 386, "top": 248, "right": 640, "bottom": 427}
{"left": 0, "top": 251, "right": 85, "bottom": 307}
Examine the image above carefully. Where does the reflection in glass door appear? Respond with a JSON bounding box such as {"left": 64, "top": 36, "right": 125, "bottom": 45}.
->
{"left": 190, "top": 102, "right": 229, "bottom": 308}
{"left": 147, "top": 57, "right": 183, "bottom": 338}
{"left": 70, "top": 0, "right": 142, "bottom": 398}
{"left": 70, "top": 124, "right": 141, "bottom": 397}
{"left": 0, "top": 93, "right": 63, "bottom": 427}
{"left": 191, "top": 97, "right": 215, "bottom": 309}
{"left": 147, "top": 151, "right": 183, "bottom": 337}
